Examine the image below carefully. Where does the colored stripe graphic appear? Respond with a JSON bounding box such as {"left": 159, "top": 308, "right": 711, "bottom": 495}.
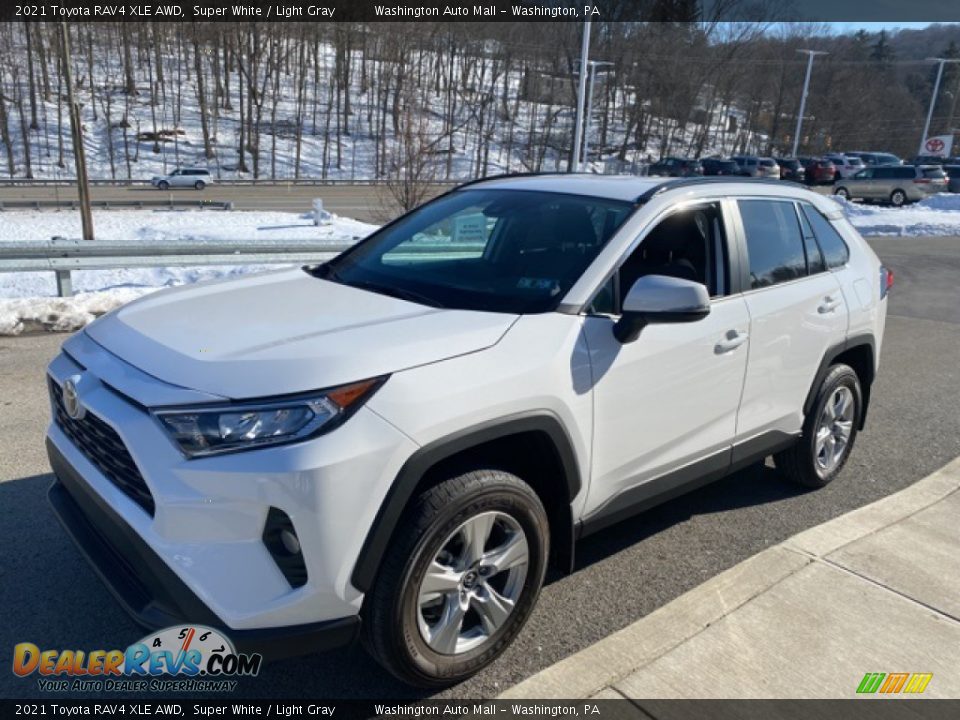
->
{"left": 857, "top": 673, "right": 886, "bottom": 694}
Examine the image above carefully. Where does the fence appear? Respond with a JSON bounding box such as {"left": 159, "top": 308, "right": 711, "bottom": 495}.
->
{"left": 0, "top": 238, "right": 354, "bottom": 297}
{"left": 0, "top": 199, "right": 234, "bottom": 211}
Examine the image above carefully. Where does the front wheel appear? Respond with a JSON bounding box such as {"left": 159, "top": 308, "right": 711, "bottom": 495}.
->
{"left": 157, "top": 181, "right": 169, "bottom": 190}
{"left": 775, "top": 364, "right": 862, "bottom": 488}
{"left": 834, "top": 186, "right": 849, "bottom": 199}
{"left": 890, "top": 189, "right": 907, "bottom": 207}
{"left": 361, "top": 470, "right": 549, "bottom": 687}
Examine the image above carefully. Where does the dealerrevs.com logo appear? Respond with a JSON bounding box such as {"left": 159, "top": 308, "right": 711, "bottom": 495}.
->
{"left": 12, "top": 625, "right": 262, "bottom": 693}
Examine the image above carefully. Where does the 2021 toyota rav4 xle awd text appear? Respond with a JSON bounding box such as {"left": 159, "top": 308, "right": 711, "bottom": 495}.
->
{"left": 46, "top": 175, "right": 889, "bottom": 686}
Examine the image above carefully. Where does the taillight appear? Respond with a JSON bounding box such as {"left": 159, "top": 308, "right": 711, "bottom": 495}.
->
{"left": 880, "top": 266, "right": 894, "bottom": 299}
{"left": 913, "top": 178, "right": 931, "bottom": 184}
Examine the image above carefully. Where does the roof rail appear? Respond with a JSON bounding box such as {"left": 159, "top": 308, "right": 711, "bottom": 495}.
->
{"left": 450, "top": 171, "right": 578, "bottom": 191}
{"left": 636, "top": 176, "right": 805, "bottom": 203}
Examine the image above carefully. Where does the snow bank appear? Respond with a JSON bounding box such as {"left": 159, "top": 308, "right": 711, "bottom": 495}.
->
{"left": 832, "top": 193, "right": 960, "bottom": 236}
{"left": 0, "top": 209, "right": 376, "bottom": 335}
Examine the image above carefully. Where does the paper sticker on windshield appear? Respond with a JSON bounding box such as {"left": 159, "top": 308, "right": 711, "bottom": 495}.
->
{"left": 517, "top": 277, "right": 558, "bottom": 292}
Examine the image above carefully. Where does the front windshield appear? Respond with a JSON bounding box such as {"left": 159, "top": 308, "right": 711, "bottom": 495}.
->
{"left": 318, "top": 189, "right": 635, "bottom": 314}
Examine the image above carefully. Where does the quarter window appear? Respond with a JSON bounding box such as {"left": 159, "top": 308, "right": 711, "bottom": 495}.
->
{"left": 738, "top": 200, "right": 807, "bottom": 289}
{"left": 801, "top": 204, "right": 850, "bottom": 268}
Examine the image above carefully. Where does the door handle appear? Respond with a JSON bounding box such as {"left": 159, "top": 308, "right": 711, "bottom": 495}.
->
{"left": 715, "top": 330, "right": 749, "bottom": 354}
{"left": 818, "top": 295, "right": 842, "bottom": 314}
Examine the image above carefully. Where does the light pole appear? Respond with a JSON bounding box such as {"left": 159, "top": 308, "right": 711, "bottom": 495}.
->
{"left": 918, "top": 58, "right": 960, "bottom": 156}
{"left": 792, "top": 49, "right": 827, "bottom": 158}
{"left": 570, "top": 19, "right": 591, "bottom": 172}
{"left": 582, "top": 61, "right": 614, "bottom": 168}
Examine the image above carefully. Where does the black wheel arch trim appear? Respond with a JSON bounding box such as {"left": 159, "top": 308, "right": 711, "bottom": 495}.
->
{"left": 804, "top": 333, "right": 876, "bottom": 429}
{"left": 351, "top": 411, "right": 581, "bottom": 593}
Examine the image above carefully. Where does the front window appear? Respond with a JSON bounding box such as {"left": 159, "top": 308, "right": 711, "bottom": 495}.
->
{"left": 319, "top": 189, "right": 635, "bottom": 314}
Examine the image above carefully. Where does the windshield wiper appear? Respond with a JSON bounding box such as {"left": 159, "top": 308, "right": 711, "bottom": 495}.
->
{"left": 343, "top": 279, "right": 446, "bottom": 309}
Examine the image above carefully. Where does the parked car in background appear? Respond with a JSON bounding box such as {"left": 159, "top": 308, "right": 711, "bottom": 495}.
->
{"left": 801, "top": 157, "right": 837, "bottom": 185}
{"left": 701, "top": 158, "right": 740, "bottom": 176}
{"left": 648, "top": 157, "right": 703, "bottom": 177}
{"left": 943, "top": 164, "right": 960, "bottom": 193}
{"left": 775, "top": 158, "right": 806, "bottom": 182}
{"left": 151, "top": 168, "right": 213, "bottom": 190}
{"left": 845, "top": 151, "right": 902, "bottom": 167}
{"left": 833, "top": 164, "right": 947, "bottom": 206}
{"left": 825, "top": 154, "right": 865, "bottom": 179}
{"left": 912, "top": 155, "right": 959, "bottom": 166}
{"left": 731, "top": 156, "right": 779, "bottom": 178}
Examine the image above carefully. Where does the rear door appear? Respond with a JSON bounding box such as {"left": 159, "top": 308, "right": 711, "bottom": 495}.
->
{"left": 732, "top": 198, "right": 847, "bottom": 446}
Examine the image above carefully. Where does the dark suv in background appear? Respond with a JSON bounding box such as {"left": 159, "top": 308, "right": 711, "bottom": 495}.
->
{"left": 775, "top": 158, "right": 806, "bottom": 183}
{"left": 648, "top": 157, "right": 703, "bottom": 177}
{"left": 701, "top": 158, "right": 740, "bottom": 176}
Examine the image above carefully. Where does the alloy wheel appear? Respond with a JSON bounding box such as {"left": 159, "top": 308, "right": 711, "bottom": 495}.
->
{"left": 416, "top": 511, "right": 529, "bottom": 655}
{"left": 814, "top": 386, "right": 855, "bottom": 476}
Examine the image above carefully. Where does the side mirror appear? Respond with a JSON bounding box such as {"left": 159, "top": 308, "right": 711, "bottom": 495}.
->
{"left": 613, "top": 275, "right": 711, "bottom": 344}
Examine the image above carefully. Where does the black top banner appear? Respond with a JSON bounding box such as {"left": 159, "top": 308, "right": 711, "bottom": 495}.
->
{"left": 4, "top": 0, "right": 960, "bottom": 24}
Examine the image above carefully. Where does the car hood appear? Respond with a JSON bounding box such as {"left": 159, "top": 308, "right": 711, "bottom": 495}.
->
{"left": 84, "top": 269, "right": 519, "bottom": 400}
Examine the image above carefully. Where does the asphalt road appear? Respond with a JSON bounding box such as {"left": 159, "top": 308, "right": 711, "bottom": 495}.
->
{"left": 0, "top": 183, "right": 453, "bottom": 223}
{"left": 1, "top": 235, "right": 958, "bottom": 700}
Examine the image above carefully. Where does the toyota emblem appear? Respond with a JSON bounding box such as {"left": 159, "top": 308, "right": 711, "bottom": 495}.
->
{"left": 62, "top": 375, "right": 86, "bottom": 421}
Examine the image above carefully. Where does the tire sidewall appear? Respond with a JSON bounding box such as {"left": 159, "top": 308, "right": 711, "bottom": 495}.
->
{"left": 890, "top": 190, "right": 906, "bottom": 206}
{"left": 393, "top": 480, "right": 548, "bottom": 685}
{"left": 834, "top": 187, "right": 848, "bottom": 198}
{"left": 195, "top": 181, "right": 205, "bottom": 190}
{"left": 158, "top": 181, "right": 169, "bottom": 190}
{"left": 804, "top": 366, "right": 862, "bottom": 485}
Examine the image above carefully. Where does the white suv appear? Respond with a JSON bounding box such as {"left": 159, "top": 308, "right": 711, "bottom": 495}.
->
{"left": 45, "top": 175, "right": 889, "bottom": 687}
{"left": 150, "top": 168, "right": 213, "bottom": 190}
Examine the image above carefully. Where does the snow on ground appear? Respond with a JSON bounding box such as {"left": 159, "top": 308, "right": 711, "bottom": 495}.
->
{"left": 3, "top": 195, "right": 960, "bottom": 335}
{"left": 0, "top": 208, "right": 377, "bottom": 335}
{"left": 830, "top": 193, "right": 960, "bottom": 236}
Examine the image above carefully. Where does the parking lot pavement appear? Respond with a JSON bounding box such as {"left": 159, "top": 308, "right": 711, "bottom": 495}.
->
{"left": 502, "top": 456, "right": 960, "bottom": 699}
{"left": 1, "top": 236, "right": 959, "bottom": 699}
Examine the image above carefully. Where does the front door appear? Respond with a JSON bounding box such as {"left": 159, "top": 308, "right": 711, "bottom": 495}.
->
{"left": 581, "top": 201, "right": 751, "bottom": 523}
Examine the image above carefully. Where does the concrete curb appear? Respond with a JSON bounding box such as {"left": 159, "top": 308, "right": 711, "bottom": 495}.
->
{"left": 500, "top": 455, "right": 960, "bottom": 700}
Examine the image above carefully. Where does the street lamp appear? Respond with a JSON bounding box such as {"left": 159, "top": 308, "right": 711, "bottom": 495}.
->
{"left": 918, "top": 57, "right": 960, "bottom": 157}
{"left": 570, "top": 19, "right": 591, "bottom": 173}
{"left": 792, "top": 49, "right": 828, "bottom": 158}
{"left": 582, "top": 61, "right": 614, "bottom": 167}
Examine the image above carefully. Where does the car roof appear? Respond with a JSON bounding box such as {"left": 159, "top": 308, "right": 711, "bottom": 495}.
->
{"left": 460, "top": 174, "right": 664, "bottom": 201}
{"left": 458, "top": 173, "right": 833, "bottom": 207}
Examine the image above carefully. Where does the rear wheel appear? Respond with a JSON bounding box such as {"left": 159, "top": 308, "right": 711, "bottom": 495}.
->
{"left": 194, "top": 180, "right": 206, "bottom": 190}
{"left": 889, "top": 189, "right": 907, "bottom": 207}
{"left": 362, "top": 470, "right": 549, "bottom": 687}
{"left": 834, "top": 187, "right": 849, "bottom": 199}
{"left": 775, "top": 364, "right": 862, "bottom": 489}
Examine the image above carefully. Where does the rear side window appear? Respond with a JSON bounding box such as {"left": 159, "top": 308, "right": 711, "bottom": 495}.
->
{"left": 923, "top": 167, "right": 946, "bottom": 179}
{"left": 738, "top": 200, "right": 807, "bottom": 289}
{"left": 895, "top": 167, "right": 914, "bottom": 179}
{"left": 801, "top": 204, "right": 850, "bottom": 269}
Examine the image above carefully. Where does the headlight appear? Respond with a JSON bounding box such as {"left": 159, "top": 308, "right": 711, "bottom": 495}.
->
{"left": 153, "top": 377, "right": 386, "bottom": 458}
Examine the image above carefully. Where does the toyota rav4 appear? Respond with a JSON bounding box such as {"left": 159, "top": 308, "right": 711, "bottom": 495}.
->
{"left": 45, "top": 174, "right": 889, "bottom": 687}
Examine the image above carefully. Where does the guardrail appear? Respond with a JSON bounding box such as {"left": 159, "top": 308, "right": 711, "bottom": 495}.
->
{"left": 0, "top": 238, "right": 483, "bottom": 297}
{"left": 0, "top": 238, "right": 354, "bottom": 297}
{"left": 0, "top": 199, "right": 234, "bottom": 211}
{"left": 0, "top": 178, "right": 456, "bottom": 187}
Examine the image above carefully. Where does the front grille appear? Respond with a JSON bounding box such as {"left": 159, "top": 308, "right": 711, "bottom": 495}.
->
{"left": 50, "top": 379, "right": 155, "bottom": 516}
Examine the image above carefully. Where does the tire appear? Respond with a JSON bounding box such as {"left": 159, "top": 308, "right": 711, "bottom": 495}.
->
{"left": 834, "top": 187, "right": 849, "bottom": 199}
{"left": 889, "top": 189, "right": 907, "bottom": 207}
{"left": 361, "top": 470, "right": 549, "bottom": 687}
{"left": 775, "top": 364, "right": 862, "bottom": 489}
{"left": 157, "top": 181, "right": 169, "bottom": 190}
{"left": 194, "top": 180, "right": 205, "bottom": 190}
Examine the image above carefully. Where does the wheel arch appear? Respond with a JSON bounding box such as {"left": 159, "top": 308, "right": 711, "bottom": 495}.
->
{"left": 351, "top": 412, "right": 582, "bottom": 593}
{"left": 804, "top": 334, "right": 876, "bottom": 430}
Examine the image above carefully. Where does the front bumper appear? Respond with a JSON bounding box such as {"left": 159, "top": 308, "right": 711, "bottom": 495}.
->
{"left": 47, "top": 439, "right": 359, "bottom": 660}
